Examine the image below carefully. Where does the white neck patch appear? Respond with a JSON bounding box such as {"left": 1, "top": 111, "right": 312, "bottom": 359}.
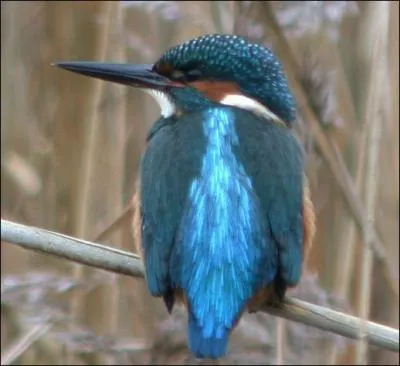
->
{"left": 142, "top": 89, "right": 285, "bottom": 125}
{"left": 220, "top": 94, "right": 284, "bottom": 125}
{"left": 142, "top": 89, "right": 176, "bottom": 118}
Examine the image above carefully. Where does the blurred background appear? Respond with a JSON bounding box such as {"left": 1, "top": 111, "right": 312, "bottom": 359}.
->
{"left": 1, "top": 1, "right": 398, "bottom": 365}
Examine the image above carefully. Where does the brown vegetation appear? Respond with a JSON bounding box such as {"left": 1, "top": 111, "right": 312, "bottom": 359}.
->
{"left": 1, "top": 1, "right": 398, "bottom": 364}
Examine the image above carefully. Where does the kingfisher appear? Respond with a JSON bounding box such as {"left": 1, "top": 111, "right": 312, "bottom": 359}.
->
{"left": 55, "top": 34, "right": 315, "bottom": 360}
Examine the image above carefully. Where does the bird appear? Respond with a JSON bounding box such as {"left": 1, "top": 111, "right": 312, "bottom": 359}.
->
{"left": 55, "top": 33, "right": 316, "bottom": 361}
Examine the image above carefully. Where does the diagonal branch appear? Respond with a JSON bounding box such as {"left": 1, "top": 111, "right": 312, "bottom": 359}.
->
{"left": 1, "top": 219, "right": 398, "bottom": 353}
{"left": 261, "top": 3, "right": 398, "bottom": 300}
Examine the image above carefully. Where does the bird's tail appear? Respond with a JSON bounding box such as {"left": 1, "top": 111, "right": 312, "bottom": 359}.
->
{"left": 187, "top": 309, "right": 229, "bottom": 360}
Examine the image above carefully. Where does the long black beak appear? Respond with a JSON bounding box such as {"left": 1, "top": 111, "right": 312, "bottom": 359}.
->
{"left": 54, "top": 61, "right": 176, "bottom": 89}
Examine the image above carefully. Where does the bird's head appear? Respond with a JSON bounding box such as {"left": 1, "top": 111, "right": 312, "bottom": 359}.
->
{"left": 56, "top": 34, "right": 296, "bottom": 125}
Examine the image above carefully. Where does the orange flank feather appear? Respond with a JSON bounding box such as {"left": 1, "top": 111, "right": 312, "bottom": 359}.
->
{"left": 189, "top": 80, "right": 242, "bottom": 103}
{"left": 247, "top": 284, "right": 281, "bottom": 312}
{"left": 302, "top": 176, "right": 316, "bottom": 266}
{"left": 246, "top": 176, "right": 316, "bottom": 312}
{"left": 132, "top": 182, "right": 143, "bottom": 258}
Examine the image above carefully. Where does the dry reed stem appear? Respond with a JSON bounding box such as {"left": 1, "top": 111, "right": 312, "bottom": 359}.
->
{"left": 355, "top": 2, "right": 389, "bottom": 364}
{"left": 327, "top": 134, "right": 368, "bottom": 365}
{"left": 68, "top": 2, "right": 113, "bottom": 364}
{"left": 71, "top": 0, "right": 113, "bottom": 294}
{"left": 103, "top": 4, "right": 127, "bottom": 363}
{"left": 73, "top": 2, "right": 127, "bottom": 363}
{"left": 326, "top": 39, "right": 370, "bottom": 344}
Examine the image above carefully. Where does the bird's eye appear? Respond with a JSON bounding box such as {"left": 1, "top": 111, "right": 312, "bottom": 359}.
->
{"left": 171, "top": 69, "right": 187, "bottom": 82}
{"left": 186, "top": 69, "right": 202, "bottom": 81}
{"left": 171, "top": 69, "right": 202, "bottom": 83}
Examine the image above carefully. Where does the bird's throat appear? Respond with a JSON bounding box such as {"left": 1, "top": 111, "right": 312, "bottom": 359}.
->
{"left": 143, "top": 88, "right": 177, "bottom": 118}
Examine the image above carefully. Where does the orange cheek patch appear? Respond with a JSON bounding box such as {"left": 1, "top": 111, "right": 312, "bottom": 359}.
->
{"left": 189, "top": 80, "right": 243, "bottom": 102}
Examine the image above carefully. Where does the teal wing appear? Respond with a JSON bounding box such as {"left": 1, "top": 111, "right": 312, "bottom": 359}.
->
{"left": 139, "top": 115, "right": 206, "bottom": 305}
{"left": 233, "top": 108, "right": 305, "bottom": 288}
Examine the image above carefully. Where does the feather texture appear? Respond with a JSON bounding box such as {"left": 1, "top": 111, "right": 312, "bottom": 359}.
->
{"left": 138, "top": 106, "right": 304, "bottom": 359}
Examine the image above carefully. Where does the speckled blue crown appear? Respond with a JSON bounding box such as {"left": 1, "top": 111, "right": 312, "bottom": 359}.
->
{"left": 158, "top": 34, "right": 297, "bottom": 124}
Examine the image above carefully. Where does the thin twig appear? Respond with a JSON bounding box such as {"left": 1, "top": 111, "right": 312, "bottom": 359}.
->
{"left": 1, "top": 322, "right": 53, "bottom": 365}
{"left": 93, "top": 204, "right": 133, "bottom": 243}
{"left": 1, "top": 219, "right": 399, "bottom": 353}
